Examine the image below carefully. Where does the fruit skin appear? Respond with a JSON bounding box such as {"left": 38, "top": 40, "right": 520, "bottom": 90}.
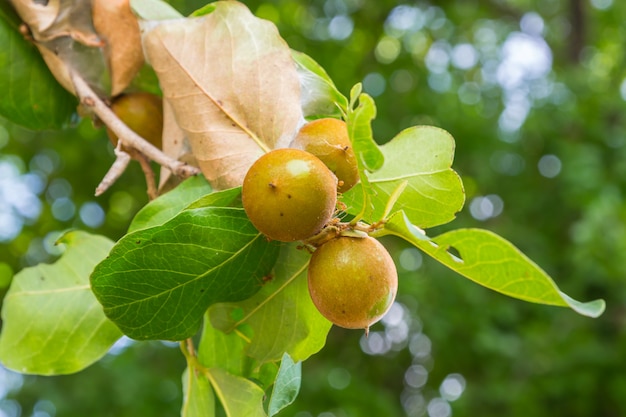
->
{"left": 293, "top": 118, "right": 359, "bottom": 193}
{"left": 307, "top": 236, "right": 398, "bottom": 330}
{"left": 242, "top": 148, "right": 338, "bottom": 242}
{"left": 107, "top": 92, "right": 163, "bottom": 152}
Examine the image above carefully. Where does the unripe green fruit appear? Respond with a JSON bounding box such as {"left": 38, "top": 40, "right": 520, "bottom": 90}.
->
{"left": 242, "top": 148, "right": 338, "bottom": 242}
{"left": 293, "top": 118, "right": 359, "bottom": 193}
{"left": 307, "top": 236, "right": 398, "bottom": 330}
{"left": 107, "top": 92, "right": 163, "bottom": 152}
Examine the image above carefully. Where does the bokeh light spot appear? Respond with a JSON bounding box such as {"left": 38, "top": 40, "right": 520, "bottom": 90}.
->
{"left": 80, "top": 202, "right": 106, "bottom": 228}
{"left": 399, "top": 247, "right": 423, "bottom": 271}
{"left": 360, "top": 331, "right": 391, "bottom": 355}
{"left": 469, "top": 194, "right": 504, "bottom": 221}
{"left": 538, "top": 154, "right": 562, "bottom": 178}
{"left": 375, "top": 36, "right": 402, "bottom": 64}
{"left": 427, "top": 397, "right": 451, "bottom": 417}
{"left": 327, "top": 368, "right": 351, "bottom": 390}
{"left": 405, "top": 364, "right": 428, "bottom": 389}
{"left": 0, "top": 212, "right": 22, "bottom": 243}
{"left": 362, "top": 72, "right": 386, "bottom": 97}
{"left": 409, "top": 333, "right": 432, "bottom": 359}
{"left": 520, "top": 12, "right": 544, "bottom": 36}
{"left": 51, "top": 197, "right": 76, "bottom": 221}
{"left": 328, "top": 15, "right": 353, "bottom": 40}
{"left": 439, "top": 373, "right": 466, "bottom": 401}
{"left": 451, "top": 43, "right": 478, "bottom": 69}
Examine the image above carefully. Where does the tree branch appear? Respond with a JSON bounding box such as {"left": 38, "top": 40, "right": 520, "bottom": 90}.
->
{"left": 95, "top": 144, "right": 131, "bottom": 196}
{"left": 69, "top": 71, "right": 200, "bottom": 186}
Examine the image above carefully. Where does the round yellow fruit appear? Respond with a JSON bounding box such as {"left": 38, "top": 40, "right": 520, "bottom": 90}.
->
{"left": 307, "top": 236, "right": 398, "bottom": 330}
{"left": 242, "top": 148, "right": 338, "bottom": 242}
{"left": 107, "top": 92, "right": 163, "bottom": 152}
{"left": 293, "top": 118, "right": 359, "bottom": 193}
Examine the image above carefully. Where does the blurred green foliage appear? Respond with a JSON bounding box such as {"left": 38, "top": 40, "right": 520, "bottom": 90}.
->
{"left": 1, "top": 0, "right": 625, "bottom": 416}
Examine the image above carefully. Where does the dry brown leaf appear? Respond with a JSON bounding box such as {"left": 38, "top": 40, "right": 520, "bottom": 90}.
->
{"left": 12, "top": 0, "right": 101, "bottom": 45}
{"left": 92, "top": 0, "right": 144, "bottom": 96}
{"left": 35, "top": 41, "right": 75, "bottom": 94}
{"left": 9, "top": 0, "right": 60, "bottom": 38}
{"left": 143, "top": 1, "right": 303, "bottom": 190}
{"left": 36, "top": 36, "right": 110, "bottom": 96}
{"left": 158, "top": 97, "right": 194, "bottom": 190}
{"left": 11, "top": 0, "right": 110, "bottom": 95}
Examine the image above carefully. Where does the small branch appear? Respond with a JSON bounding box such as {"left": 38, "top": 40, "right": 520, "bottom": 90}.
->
{"left": 70, "top": 71, "right": 200, "bottom": 181}
{"left": 95, "top": 145, "right": 131, "bottom": 196}
{"left": 185, "top": 337, "right": 197, "bottom": 358}
{"left": 136, "top": 153, "right": 158, "bottom": 200}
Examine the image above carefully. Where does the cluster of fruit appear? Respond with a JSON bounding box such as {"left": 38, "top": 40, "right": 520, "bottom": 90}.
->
{"left": 106, "top": 94, "right": 397, "bottom": 332}
{"left": 242, "top": 118, "right": 398, "bottom": 332}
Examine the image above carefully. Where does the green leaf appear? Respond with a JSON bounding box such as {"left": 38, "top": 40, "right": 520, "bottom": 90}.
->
{"left": 186, "top": 187, "right": 242, "bottom": 210}
{"left": 191, "top": 3, "right": 219, "bottom": 17}
{"left": 199, "top": 312, "right": 249, "bottom": 377}
{"left": 208, "top": 367, "right": 266, "bottom": 417}
{"left": 0, "top": 12, "right": 76, "bottom": 129}
{"left": 268, "top": 353, "right": 301, "bottom": 417}
{"left": 344, "top": 91, "right": 384, "bottom": 222}
{"left": 182, "top": 366, "right": 216, "bottom": 417}
{"left": 291, "top": 50, "right": 348, "bottom": 118}
{"left": 210, "top": 244, "right": 332, "bottom": 363}
{"left": 131, "top": 0, "right": 184, "bottom": 20}
{"left": 0, "top": 231, "right": 122, "bottom": 375}
{"left": 347, "top": 92, "right": 384, "bottom": 172}
{"left": 382, "top": 212, "right": 606, "bottom": 317}
{"left": 91, "top": 206, "right": 281, "bottom": 341}
{"left": 343, "top": 125, "right": 465, "bottom": 227}
{"left": 128, "top": 175, "right": 213, "bottom": 232}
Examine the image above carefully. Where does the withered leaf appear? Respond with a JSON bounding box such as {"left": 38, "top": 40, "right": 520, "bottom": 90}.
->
{"left": 12, "top": 0, "right": 100, "bottom": 45}
{"left": 158, "top": 97, "right": 195, "bottom": 191}
{"left": 92, "top": 0, "right": 144, "bottom": 96}
{"left": 143, "top": 1, "right": 303, "bottom": 190}
{"left": 9, "top": 0, "right": 60, "bottom": 39}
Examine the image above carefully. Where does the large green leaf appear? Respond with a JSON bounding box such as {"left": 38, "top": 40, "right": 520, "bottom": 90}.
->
{"left": 91, "top": 206, "right": 281, "bottom": 341}
{"left": 128, "top": 175, "right": 213, "bottom": 232}
{"left": 210, "top": 244, "right": 332, "bottom": 363}
{"left": 182, "top": 366, "right": 216, "bottom": 417}
{"left": 268, "top": 353, "right": 301, "bottom": 417}
{"left": 209, "top": 367, "right": 266, "bottom": 417}
{"left": 199, "top": 310, "right": 280, "bottom": 387}
{"left": 292, "top": 50, "right": 348, "bottom": 119}
{"left": 381, "top": 211, "right": 605, "bottom": 317}
{"left": 0, "top": 10, "right": 75, "bottom": 129}
{"left": 344, "top": 125, "right": 465, "bottom": 227}
{"left": 199, "top": 312, "right": 249, "bottom": 377}
{"left": 0, "top": 231, "right": 122, "bottom": 375}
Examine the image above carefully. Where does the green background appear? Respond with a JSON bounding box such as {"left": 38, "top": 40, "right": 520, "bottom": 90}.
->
{"left": 1, "top": 0, "right": 624, "bottom": 416}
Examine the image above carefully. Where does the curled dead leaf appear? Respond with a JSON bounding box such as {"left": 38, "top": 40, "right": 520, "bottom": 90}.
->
{"left": 92, "top": 0, "right": 144, "bottom": 96}
{"left": 9, "top": 0, "right": 60, "bottom": 39}
{"left": 11, "top": 0, "right": 101, "bottom": 45}
{"left": 143, "top": 1, "right": 303, "bottom": 190}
